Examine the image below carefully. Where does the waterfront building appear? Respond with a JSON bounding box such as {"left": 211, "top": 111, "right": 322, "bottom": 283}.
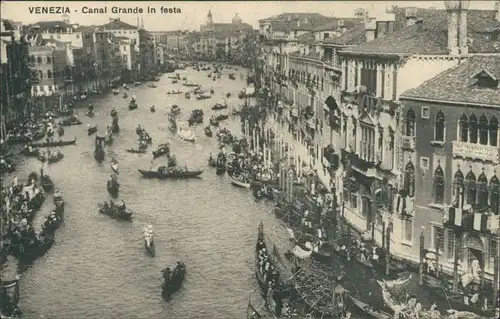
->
{"left": 117, "top": 37, "right": 139, "bottom": 82}
{"left": 337, "top": 2, "right": 500, "bottom": 263}
{"left": 199, "top": 11, "right": 253, "bottom": 61}
{"left": 399, "top": 56, "right": 499, "bottom": 297}
{"left": 27, "top": 35, "right": 66, "bottom": 97}
{"left": 0, "top": 19, "right": 31, "bottom": 138}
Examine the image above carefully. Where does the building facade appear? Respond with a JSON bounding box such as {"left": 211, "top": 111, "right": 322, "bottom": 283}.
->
{"left": 399, "top": 56, "right": 499, "bottom": 286}
{"left": 1, "top": 19, "right": 31, "bottom": 137}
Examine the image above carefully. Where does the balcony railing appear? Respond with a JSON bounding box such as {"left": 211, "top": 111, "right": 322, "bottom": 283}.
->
{"left": 402, "top": 136, "right": 415, "bottom": 151}
{"left": 444, "top": 206, "right": 499, "bottom": 234}
{"left": 452, "top": 141, "right": 499, "bottom": 164}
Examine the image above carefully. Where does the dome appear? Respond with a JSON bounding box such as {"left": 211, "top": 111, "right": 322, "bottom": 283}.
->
{"left": 232, "top": 13, "right": 242, "bottom": 24}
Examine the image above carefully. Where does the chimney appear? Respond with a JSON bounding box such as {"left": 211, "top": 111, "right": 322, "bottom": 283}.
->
{"left": 405, "top": 7, "right": 418, "bottom": 26}
{"left": 387, "top": 21, "right": 395, "bottom": 33}
{"left": 376, "top": 21, "right": 388, "bottom": 38}
{"left": 496, "top": 1, "right": 500, "bottom": 22}
{"left": 445, "top": 1, "right": 460, "bottom": 55}
{"left": 365, "top": 17, "right": 376, "bottom": 42}
{"left": 416, "top": 18, "right": 424, "bottom": 32}
{"left": 458, "top": 0, "right": 470, "bottom": 55}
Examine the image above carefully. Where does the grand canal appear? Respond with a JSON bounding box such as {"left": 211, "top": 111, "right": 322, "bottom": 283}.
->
{"left": 3, "top": 66, "right": 292, "bottom": 318}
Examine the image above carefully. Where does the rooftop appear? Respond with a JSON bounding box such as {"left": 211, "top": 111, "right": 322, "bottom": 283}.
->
{"left": 259, "top": 13, "right": 327, "bottom": 23}
{"left": 28, "top": 20, "right": 72, "bottom": 33}
{"left": 342, "top": 9, "right": 500, "bottom": 55}
{"left": 101, "top": 18, "right": 137, "bottom": 31}
{"left": 297, "top": 32, "right": 316, "bottom": 45}
{"left": 400, "top": 56, "right": 500, "bottom": 107}
{"left": 320, "top": 23, "right": 366, "bottom": 47}
{"left": 313, "top": 18, "right": 363, "bottom": 32}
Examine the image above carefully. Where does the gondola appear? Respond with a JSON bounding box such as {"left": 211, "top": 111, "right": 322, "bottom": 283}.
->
{"left": 85, "top": 111, "right": 94, "bottom": 118}
{"left": 30, "top": 138, "right": 77, "bottom": 148}
{"left": 212, "top": 103, "right": 228, "bottom": 110}
{"left": 87, "top": 125, "right": 98, "bottom": 135}
{"left": 57, "top": 126, "right": 64, "bottom": 137}
{"left": 129, "top": 101, "right": 138, "bottom": 110}
{"left": 144, "top": 224, "right": 155, "bottom": 257}
{"left": 170, "top": 105, "right": 181, "bottom": 115}
{"left": 161, "top": 262, "right": 186, "bottom": 300}
{"left": 98, "top": 202, "right": 133, "bottom": 221}
{"left": 150, "top": 105, "right": 156, "bottom": 112}
{"left": 107, "top": 179, "right": 119, "bottom": 197}
{"left": 110, "top": 109, "right": 118, "bottom": 117}
{"left": 204, "top": 126, "right": 212, "bottom": 137}
{"left": 138, "top": 167, "right": 203, "bottom": 179}
{"left": 94, "top": 147, "right": 105, "bottom": 163}
{"left": 152, "top": 143, "right": 170, "bottom": 158}
{"left": 167, "top": 90, "right": 183, "bottom": 95}
{"left": 148, "top": 83, "right": 157, "bottom": 88}
{"left": 111, "top": 162, "right": 119, "bottom": 174}
{"left": 229, "top": 74, "right": 236, "bottom": 80}
{"left": 229, "top": 175, "right": 251, "bottom": 188}
{"left": 112, "top": 89, "right": 120, "bottom": 95}
{"left": 126, "top": 148, "right": 146, "bottom": 154}
{"left": 196, "top": 92, "right": 212, "bottom": 100}
{"left": 111, "top": 117, "right": 119, "bottom": 133}
{"left": 184, "top": 92, "right": 190, "bottom": 99}
{"left": 41, "top": 175, "right": 54, "bottom": 191}
{"left": 47, "top": 152, "right": 64, "bottom": 164}
{"left": 182, "top": 82, "right": 199, "bottom": 87}
{"left": 59, "top": 118, "right": 82, "bottom": 126}
{"left": 420, "top": 274, "right": 497, "bottom": 317}
{"left": 21, "top": 146, "right": 39, "bottom": 156}
{"left": 348, "top": 295, "right": 392, "bottom": 318}
{"left": 10, "top": 231, "right": 55, "bottom": 261}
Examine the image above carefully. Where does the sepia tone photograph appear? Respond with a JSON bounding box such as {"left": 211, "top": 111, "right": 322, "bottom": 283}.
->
{"left": 0, "top": 1, "right": 499, "bottom": 318}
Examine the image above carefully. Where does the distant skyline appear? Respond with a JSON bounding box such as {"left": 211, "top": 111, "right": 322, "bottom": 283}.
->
{"left": 1, "top": 1, "right": 497, "bottom": 31}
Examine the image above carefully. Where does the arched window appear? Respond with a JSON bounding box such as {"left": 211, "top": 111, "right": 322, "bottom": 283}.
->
{"left": 404, "top": 161, "right": 415, "bottom": 197}
{"left": 47, "top": 70, "right": 52, "bottom": 79}
{"left": 466, "top": 171, "right": 476, "bottom": 205}
{"left": 459, "top": 113, "right": 468, "bottom": 142}
{"left": 479, "top": 115, "right": 489, "bottom": 145}
{"left": 453, "top": 169, "right": 464, "bottom": 207}
{"left": 434, "top": 111, "right": 445, "bottom": 142}
{"left": 434, "top": 166, "right": 445, "bottom": 204}
{"left": 405, "top": 109, "right": 415, "bottom": 137}
{"left": 477, "top": 172, "right": 488, "bottom": 209}
{"left": 38, "top": 70, "right": 43, "bottom": 79}
{"left": 46, "top": 56, "right": 52, "bottom": 64}
{"left": 490, "top": 116, "right": 498, "bottom": 147}
{"left": 469, "top": 113, "right": 478, "bottom": 143}
{"left": 490, "top": 175, "right": 499, "bottom": 215}
{"left": 36, "top": 56, "right": 42, "bottom": 63}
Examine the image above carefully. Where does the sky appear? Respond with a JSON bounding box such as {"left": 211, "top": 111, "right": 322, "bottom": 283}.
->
{"left": 1, "top": 1, "right": 497, "bottom": 31}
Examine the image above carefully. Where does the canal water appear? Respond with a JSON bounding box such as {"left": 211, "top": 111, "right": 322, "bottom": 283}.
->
{"left": 3, "top": 65, "right": 293, "bottom": 318}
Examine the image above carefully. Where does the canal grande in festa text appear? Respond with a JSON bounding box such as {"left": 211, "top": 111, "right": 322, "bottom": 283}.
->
{"left": 1, "top": 1, "right": 500, "bottom": 318}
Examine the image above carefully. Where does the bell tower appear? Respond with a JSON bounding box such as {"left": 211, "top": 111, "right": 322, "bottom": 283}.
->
{"left": 207, "top": 10, "right": 213, "bottom": 25}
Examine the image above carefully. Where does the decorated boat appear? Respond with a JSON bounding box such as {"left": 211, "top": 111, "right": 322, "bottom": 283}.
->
{"left": 143, "top": 224, "right": 155, "bottom": 257}
{"left": 129, "top": 99, "right": 138, "bottom": 110}
{"left": 167, "top": 89, "right": 183, "bottom": 95}
{"left": 138, "top": 166, "right": 203, "bottom": 179}
{"left": 196, "top": 91, "right": 212, "bottom": 100}
{"left": 177, "top": 125, "right": 196, "bottom": 142}
{"left": 111, "top": 161, "right": 119, "bottom": 174}
{"left": 229, "top": 174, "right": 251, "bottom": 188}
{"left": 41, "top": 175, "right": 54, "bottom": 191}
{"left": 30, "top": 138, "right": 76, "bottom": 148}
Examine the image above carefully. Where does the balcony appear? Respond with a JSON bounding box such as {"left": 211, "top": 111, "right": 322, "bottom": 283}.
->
{"left": 402, "top": 136, "right": 415, "bottom": 151}
{"left": 64, "top": 77, "right": 73, "bottom": 83}
{"left": 452, "top": 141, "right": 499, "bottom": 164}
{"left": 444, "top": 206, "right": 500, "bottom": 234}
{"left": 31, "top": 78, "right": 40, "bottom": 84}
